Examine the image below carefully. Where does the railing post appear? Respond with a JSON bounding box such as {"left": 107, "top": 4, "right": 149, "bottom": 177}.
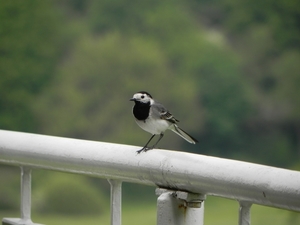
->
{"left": 20, "top": 167, "right": 32, "bottom": 222}
{"left": 2, "top": 167, "right": 43, "bottom": 225}
{"left": 108, "top": 179, "right": 122, "bottom": 225}
{"left": 156, "top": 188, "right": 205, "bottom": 225}
{"left": 238, "top": 201, "right": 252, "bottom": 225}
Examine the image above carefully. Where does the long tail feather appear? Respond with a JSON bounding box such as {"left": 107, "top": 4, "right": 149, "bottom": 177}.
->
{"left": 170, "top": 124, "right": 198, "bottom": 144}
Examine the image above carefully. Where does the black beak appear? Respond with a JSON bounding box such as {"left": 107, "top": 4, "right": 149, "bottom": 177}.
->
{"left": 130, "top": 98, "right": 135, "bottom": 101}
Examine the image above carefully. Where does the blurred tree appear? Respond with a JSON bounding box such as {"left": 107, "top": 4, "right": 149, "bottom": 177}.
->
{"left": 34, "top": 173, "right": 106, "bottom": 215}
{"left": 1, "top": 0, "right": 298, "bottom": 167}
{"left": 196, "top": 54, "right": 253, "bottom": 157}
{"left": 188, "top": 0, "right": 300, "bottom": 165}
{"left": 34, "top": 0, "right": 258, "bottom": 160}
{"left": 32, "top": 32, "right": 202, "bottom": 150}
{"left": 220, "top": 0, "right": 300, "bottom": 161}
{"left": 221, "top": 0, "right": 300, "bottom": 49}
{"left": 0, "top": 166, "right": 19, "bottom": 210}
{"left": 0, "top": 0, "right": 64, "bottom": 131}
{"left": 34, "top": 0, "right": 253, "bottom": 156}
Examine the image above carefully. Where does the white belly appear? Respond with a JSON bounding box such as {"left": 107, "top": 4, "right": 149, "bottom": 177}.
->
{"left": 136, "top": 118, "right": 171, "bottom": 135}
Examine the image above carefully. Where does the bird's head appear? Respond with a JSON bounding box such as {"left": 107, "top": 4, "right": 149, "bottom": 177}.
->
{"left": 130, "top": 91, "right": 153, "bottom": 104}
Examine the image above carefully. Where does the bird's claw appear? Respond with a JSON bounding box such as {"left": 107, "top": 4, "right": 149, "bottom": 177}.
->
{"left": 136, "top": 147, "right": 153, "bottom": 154}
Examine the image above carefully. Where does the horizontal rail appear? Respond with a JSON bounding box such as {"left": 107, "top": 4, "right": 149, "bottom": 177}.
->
{"left": 0, "top": 130, "right": 299, "bottom": 212}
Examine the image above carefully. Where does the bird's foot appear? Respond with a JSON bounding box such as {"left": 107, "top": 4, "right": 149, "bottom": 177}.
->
{"left": 136, "top": 146, "right": 153, "bottom": 154}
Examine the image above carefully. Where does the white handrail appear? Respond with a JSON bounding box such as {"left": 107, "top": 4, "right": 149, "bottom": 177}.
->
{"left": 0, "top": 129, "right": 299, "bottom": 214}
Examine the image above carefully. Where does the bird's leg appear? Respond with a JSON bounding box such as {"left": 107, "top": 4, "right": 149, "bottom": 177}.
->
{"left": 151, "top": 133, "right": 164, "bottom": 149}
{"left": 137, "top": 134, "right": 156, "bottom": 154}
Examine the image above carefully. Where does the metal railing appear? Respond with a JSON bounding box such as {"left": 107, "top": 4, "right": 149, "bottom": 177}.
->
{"left": 0, "top": 129, "right": 299, "bottom": 225}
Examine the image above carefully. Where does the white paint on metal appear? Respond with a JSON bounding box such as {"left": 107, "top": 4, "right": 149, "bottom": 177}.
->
{"left": 238, "top": 201, "right": 252, "bottom": 225}
{"left": 2, "top": 218, "right": 44, "bottom": 225}
{"left": 0, "top": 129, "right": 300, "bottom": 225}
{"left": 20, "top": 167, "right": 31, "bottom": 221}
{"left": 2, "top": 167, "right": 44, "bottom": 225}
{"left": 156, "top": 189, "right": 204, "bottom": 225}
{"left": 108, "top": 179, "right": 122, "bottom": 225}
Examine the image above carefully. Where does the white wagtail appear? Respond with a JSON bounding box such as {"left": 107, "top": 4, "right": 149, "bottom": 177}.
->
{"left": 130, "top": 91, "right": 198, "bottom": 153}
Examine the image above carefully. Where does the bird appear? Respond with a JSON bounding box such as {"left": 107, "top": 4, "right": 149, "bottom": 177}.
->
{"left": 130, "top": 91, "right": 198, "bottom": 153}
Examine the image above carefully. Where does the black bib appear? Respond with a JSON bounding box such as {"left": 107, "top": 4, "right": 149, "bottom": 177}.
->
{"left": 133, "top": 101, "right": 150, "bottom": 121}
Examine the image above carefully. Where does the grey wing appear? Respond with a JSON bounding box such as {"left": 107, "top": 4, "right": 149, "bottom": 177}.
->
{"left": 151, "top": 102, "right": 179, "bottom": 123}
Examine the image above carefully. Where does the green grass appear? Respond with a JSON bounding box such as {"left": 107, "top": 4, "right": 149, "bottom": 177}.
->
{"left": 204, "top": 196, "right": 300, "bottom": 225}
{"left": 1, "top": 196, "right": 299, "bottom": 225}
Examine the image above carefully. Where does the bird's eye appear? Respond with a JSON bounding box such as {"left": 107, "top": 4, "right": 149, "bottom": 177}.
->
{"left": 141, "top": 95, "right": 145, "bottom": 99}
